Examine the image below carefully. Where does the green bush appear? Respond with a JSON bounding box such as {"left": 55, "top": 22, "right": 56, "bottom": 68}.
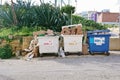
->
{"left": 0, "top": 44, "right": 13, "bottom": 59}
{"left": 61, "top": 5, "right": 75, "bottom": 15}
{"left": 72, "top": 15, "right": 107, "bottom": 31}
{"left": 0, "top": 28, "right": 13, "bottom": 37}
{"left": 0, "top": 1, "right": 68, "bottom": 32}
{"left": 0, "top": 26, "right": 42, "bottom": 37}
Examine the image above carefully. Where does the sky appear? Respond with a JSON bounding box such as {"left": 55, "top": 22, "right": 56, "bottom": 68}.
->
{"left": 1, "top": 0, "right": 120, "bottom": 13}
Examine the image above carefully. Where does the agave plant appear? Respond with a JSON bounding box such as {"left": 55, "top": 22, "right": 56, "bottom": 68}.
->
{"left": 33, "top": 3, "right": 68, "bottom": 31}
{"left": 0, "top": 0, "right": 69, "bottom": 32}
{"left": 0, "top": 3, "right": 14, "bottom": 27}
{"left": 0, "top": 0, "right": 35, "bottom": 27}
{"left": 14, "top": 0, "right": 35, "bottom": 27}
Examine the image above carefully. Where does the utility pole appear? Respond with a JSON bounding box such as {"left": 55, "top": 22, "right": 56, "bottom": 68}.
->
{"left": 117, "top": 0, "right": 120, "bottom": 38}
{"left": 118, "top": 4, "right": 120, "bottom": 38}
{"left": 55, "top": 0, "right": 57, "bottom": 7}
{"left": 0, "top": 0, "right": 1, "bottom": 4}
{"left": 68, "top": 0, "right": 70, "bottom": 5}
{"left": 75, "top": 0, "right": 77, "bottom": 14}
{"left": 61, "top": 0, "right": 63, "bottom": 8}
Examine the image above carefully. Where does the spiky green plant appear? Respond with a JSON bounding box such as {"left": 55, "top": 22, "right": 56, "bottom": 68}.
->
{"left": 0, "top": 3, "right": 14, "bottom": 27}
{"left": 0, "top": 0, "right": 35, "bottom": 27}
{"left": 33, "top": 3, "right": 68, "bottom": 31}
{"left": 0, "top": 1, "right": 69, "bottom": 32}
{"left": 0, "top": 44, "right": 13, "bottom": 59}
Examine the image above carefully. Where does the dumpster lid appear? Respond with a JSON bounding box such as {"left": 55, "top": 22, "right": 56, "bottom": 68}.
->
{"left": 62, "top": 24, "right": 82, "bottom": 29}
{"left": 87, "top": 30, "right": 110, "bottom": 34}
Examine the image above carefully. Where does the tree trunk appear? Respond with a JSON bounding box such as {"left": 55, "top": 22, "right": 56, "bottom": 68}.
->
{"left": 11, "top": 0, "right": 18, "bottom": 25}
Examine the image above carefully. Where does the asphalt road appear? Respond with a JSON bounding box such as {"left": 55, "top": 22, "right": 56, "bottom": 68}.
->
{"left": 0, "top": 53, "right": 120, "bottom": 80}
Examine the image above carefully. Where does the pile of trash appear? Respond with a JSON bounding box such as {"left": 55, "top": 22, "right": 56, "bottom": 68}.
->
{"left": 22, "top": 24, "right": 84, "bottom": 60}
{"left": 33, "top": 29, "right": 55, "bottom": 36}
{"left": 59, "top": 24, "right": 83, "bottom": 57}
{"left": 61, "top": 24, "right": 83, "bottom": 35}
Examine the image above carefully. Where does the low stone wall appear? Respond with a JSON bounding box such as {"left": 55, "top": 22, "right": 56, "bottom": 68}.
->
{"left": 10, "top": 39, "right": 21, "bottom": 52}
{"left": 109, "top": 38, "right": 120, "bottom": 51}
{"left": 1, "top": 36, "right": 119, "bottom": 56}
{"left": 22, "top": 36, "right": 33, "bottom": 50}
{"left": 0, "top": 36, "right": 33, "bottom": 55}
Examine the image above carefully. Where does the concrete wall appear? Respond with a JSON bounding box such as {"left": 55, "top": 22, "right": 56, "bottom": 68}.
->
{"left": 109, "top": 38, "right": 120, "bottom": 51}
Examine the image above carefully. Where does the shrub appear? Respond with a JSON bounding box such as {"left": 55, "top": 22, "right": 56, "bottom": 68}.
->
{"left": 61, "top": 5, "right": 75, "bottom": 15}
{"left": 0, "top": 44, "right": 13, "bottom": 59}
{"left": 0, "top": 1, "right": 68, "bottom": 32}
{"left": 72, "top": 15, "right": 107, "bottom": 31}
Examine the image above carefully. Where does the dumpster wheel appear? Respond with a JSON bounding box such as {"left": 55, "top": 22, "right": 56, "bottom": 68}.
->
{"left": 89, "top": 51, "right": 94, "bottom": 55}
{"left": 78, "top": 52, "right": 82, "bottom": 56}
{"left": 55, "top": 53, "right": 59, "bottom": 57}
{"left": 105, "top": 52, "right": 110, "bottom": 56}
{"left": 40, "top": 53, "right": 43, "bottom": 57}
{"left": 65, "top": 52, "right": 69, "bottom": 56}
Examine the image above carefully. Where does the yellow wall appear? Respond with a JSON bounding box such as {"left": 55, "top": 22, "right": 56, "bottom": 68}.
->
{"left": 110, "top": 38, "right": 120, "bottom": 51}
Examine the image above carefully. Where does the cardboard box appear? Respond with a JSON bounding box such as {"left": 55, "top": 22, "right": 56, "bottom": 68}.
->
{"left": 82, "top": 44, "right": 89, "bottom": 55}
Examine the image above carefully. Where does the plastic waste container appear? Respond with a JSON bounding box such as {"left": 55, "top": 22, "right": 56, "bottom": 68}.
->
{"left": 87, "top": 30, "right": 111, "bottom": 55}
{"left": 62, "top": 35, "right": 83, "bottom": 55}
{"left": 37, "top": 36, "right": 59, "bottom": 56}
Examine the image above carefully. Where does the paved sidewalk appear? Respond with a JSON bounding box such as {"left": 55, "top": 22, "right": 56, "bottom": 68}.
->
{"left": 110, "top": 51, "right": 120, "bottom": 54}
{"left": 0, "top": 53, "right": 120, "bottom": 80}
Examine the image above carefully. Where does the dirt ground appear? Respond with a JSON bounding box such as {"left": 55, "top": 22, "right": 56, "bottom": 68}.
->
{"left": 0, "top": 52, "right": 120, "bottom": 80}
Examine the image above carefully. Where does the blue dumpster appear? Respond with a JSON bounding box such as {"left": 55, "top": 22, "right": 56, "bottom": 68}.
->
{"left": 87, "top": 30, "right": 111, "bottom": 55}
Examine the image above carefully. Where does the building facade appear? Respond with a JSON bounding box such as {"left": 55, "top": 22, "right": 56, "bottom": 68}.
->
{"left": 80, "top": 11, "right": 96, "bottom": 20}
{"left": 97, "top": 12, "right": 119, "bottom": 25}
{"left": 80, "top": 10, "right": 119, "bottom": 25}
